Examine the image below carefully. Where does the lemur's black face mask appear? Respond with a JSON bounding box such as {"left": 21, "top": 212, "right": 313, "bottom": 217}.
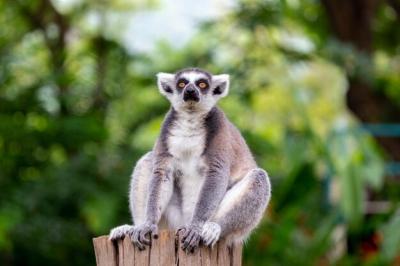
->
{"left": 183, "top": 84, "right": 200, "bottom": 102}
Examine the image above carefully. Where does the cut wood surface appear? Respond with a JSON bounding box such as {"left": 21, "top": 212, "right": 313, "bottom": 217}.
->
{"left": 93, "top": 230, "right": 242, "bottom": 266}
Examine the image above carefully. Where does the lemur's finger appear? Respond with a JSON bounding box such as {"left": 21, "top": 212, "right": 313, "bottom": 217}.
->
{"left": 182, "top": 230, "right": 196, "bottom": 251}
{"left": 208, "top": 233, "right": 217, "bottom": 245}
{"left": 108, "top": 230, "right": 119, "bottom": 241}
{"left": 139, "top": 230, "right": 151, "bottom": 246}
{"left": 131, "top": 231, "right": 145, "bottom": 250}
{"left": 177, "top": 227, "right": 185, "bottom": 233}
{"left": 109, "top": 225, "right": 129, "bottom": 241}
{"left": 136, "top": 240, "right": 145, "bottom": 251}
{"left": 189, "top": 233, "right": 200, "bottom": 245}
{"left": 207, "top": 236, "right": 217, "bottom": 247}
{"left": 135, "top": 240, "right": 145, "bottom": 251}
{"left": 151, "top": 226, "right": 159, "bottom": 239}
{"left": 189, "top": 246, "right": 196, "bottom": 253}
{"left": 181, "top": 229, "right": 190, "bottom": 243}
{"left": 185, "top": 230, "right": 195, "bottom": 245}
{"left": 176, "top": 227, "right": 185, "bottom": 238}
{"left": 182, "top": 242, "right": 189, "bottom": 252}
{"left": 181, "top": 233, "right": 192, "bottom": 250}
{"left": 204, "top": 235, "right": 212, "bottom": 246}
{"left": 204, "top": 231, "right": 216, "bottom": 247}
{"left": 131, "top": 230, "right": 139, "bottom": 243}
{"left": 181, "top": 239, "right": 189, "bottom": 250}
{"left": 188, "top": 234, "right": 200, "bottom": 250}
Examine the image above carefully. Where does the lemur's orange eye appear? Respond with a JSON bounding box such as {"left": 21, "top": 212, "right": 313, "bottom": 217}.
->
{"left": 198, "top": 82, "right": 207, "bottom": 89}
{"left": 178, "top": 82, "right": 186, "bottom": 88}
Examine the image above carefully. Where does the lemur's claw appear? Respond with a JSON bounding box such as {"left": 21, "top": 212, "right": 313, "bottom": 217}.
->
{"left": 152, "top": 227, "right": 159, "bottom": 239}
{"left": 130, "top": 223, "right": 158, "bottom": 250}
{"left": 176, "top": 227, "right": 185, "bottom": 237}
{"left": 179, "top": 225, "right": 202, "bottom": 252}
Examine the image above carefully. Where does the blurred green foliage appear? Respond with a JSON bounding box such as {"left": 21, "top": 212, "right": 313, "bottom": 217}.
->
{"left": 1, "top": 0, "right": 400, "bottom": 265}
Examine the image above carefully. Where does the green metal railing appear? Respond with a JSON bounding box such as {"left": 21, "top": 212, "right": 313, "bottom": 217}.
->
{"left": 362, "top": 123, "right": 400, "bottom": 176}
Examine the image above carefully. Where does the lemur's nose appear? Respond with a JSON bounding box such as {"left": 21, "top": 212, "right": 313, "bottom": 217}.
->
{"left": 185, "top": 85, "right": 196, "bottom": 94}
{"left": 183, "top": 84, "right": 200, "bottom": 102}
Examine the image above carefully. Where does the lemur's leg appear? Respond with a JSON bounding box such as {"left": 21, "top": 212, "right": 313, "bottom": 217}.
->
{"left": 201, "top": 168, "right": 271, "bottom": 246}
{"left": 110, "top": 151, "right": 173, "bottom": 241}
{"left": 109, "top": 152, "right": 153, "bottom": 240}
{"left": 129, "top": 151, "right": 154, "bottom": 225}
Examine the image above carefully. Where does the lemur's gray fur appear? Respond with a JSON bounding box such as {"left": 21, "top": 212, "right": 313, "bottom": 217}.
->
{"left": 109, "top": 68, "right": 271, "bottom": 252}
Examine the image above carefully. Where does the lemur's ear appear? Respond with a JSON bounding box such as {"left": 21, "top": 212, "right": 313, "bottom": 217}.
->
{"left": 212, "top": 74, "right": 230, "bottom": 98}
{"left": 157, "top": 72, "right": 175, "bottom": 95}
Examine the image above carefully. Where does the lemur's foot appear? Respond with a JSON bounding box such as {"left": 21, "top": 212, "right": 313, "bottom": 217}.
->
{"left": 201, "top": 222, "right": 221, "bottom": 247}
{"left": 177, "top": 224, "right": 202, "bottom": 253}
{"left": 130, "top": 223, "right": 158, "bottom": 250}
{"left": 109, "top": 224, "right": 134, "bottom": 241}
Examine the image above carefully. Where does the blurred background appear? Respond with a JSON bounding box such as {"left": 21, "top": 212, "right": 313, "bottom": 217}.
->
{"left": 1, "top": 0, "right": 400, "bottom": 265}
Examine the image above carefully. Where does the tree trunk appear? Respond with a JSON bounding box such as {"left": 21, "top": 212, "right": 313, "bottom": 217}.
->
{"left": 321, "top": 0, "right": 400, "bottom": 161}
{"left": 93, "top": 231, "right": 242, "bottom": 266}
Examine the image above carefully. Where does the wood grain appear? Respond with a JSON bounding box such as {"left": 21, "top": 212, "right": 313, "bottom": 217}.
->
{"left": 118, "top": 237, "right": 134, "bottom": 266}
{"left": 92, "top": 230, "right": 242, "bottom": 266}
{"left": 93, "top": 236, "right": 118, "bottom": 266}
{"left": 176, "top": 231, "right": 202, "bottom": 266}
{"left": 217, "top": 239, "right": 230, "bottom": 266}
{"left": 134, "top": 241, "right": 150, "bottom": 266}
{"left": 231, "top": 243, "right": 243, "bottom": 266}
{"left": 149, "top": 231, "right": 175, "bottom": 266}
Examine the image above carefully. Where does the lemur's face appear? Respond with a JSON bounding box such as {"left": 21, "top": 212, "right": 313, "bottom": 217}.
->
{"left": 157, "top": 68, "right": 230, "bottom": 113}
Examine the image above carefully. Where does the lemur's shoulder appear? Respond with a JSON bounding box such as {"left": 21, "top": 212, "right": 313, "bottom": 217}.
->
{"left": 154, "top": 108, "right": 177, "bottom": 156}
{"left": 203, "top": 108, "right": 251, "bottom": 150}
{"left": 204, "top": 107, "right": 225, "bottom": 139}
{"left": 204, "top": 106, "right": 246, "bottom": 144}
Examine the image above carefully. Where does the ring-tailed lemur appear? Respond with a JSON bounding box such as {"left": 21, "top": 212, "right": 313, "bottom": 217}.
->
{"left": 109, "top": 68, "right": 271, "bottom": 253}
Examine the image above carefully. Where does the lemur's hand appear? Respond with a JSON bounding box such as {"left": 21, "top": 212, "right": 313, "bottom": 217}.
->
{"left": 109, "top": 224, "right": 135, "bottom": 241}
{"left": 177, "top": 224, "right": 202, "bottom": 253}
{"left": 130, "top": 222, "right": 158, "bottom": 250}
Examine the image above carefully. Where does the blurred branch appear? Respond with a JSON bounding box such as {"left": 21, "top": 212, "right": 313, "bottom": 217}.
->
{"left": 93, "top": 36, "right": 109, "bottom": 110}
{"left": 12, "top": 0, "right": 71, "bottom": 114}
{"left": 387, "top": 0, "right": 400, "bottom": 19}
{"left": 13, "top": 0, "right": 112, "bottom": 113}
{"left": 13, "top": 0, "right": 70, "bottom": 68}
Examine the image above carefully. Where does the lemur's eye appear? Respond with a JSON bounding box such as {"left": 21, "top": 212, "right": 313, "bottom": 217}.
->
{"left": 177, "top": 79, "right": 188, "bottom": 89}
{"left": 198, "top": 82, "right": 207, "bottom": 89}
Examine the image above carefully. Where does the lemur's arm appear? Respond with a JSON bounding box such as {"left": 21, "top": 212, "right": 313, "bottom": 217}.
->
{"left": 131, "top": 147, "right": 172, "bottom": 249}
{"left": 190, "top": 108, "right": 230, "bottom": 227}
{"left": 131, "top": 112, "right": 174, "bottom": 249}
{"left": 191, "top": 152, "right": 229, "bottom": 226}
{"left": 145, "top": 110, "right": 174, "bottom": 225}
{"left": 180, "top": 146, "right": 230, "bottom": 252}
{"left": 145, "top": 151, "right": 172, "bottom": 225}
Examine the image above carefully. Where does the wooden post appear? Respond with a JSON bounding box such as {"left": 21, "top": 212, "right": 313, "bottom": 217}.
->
{"left": 93, "top": 230, "right": 242, "bottom": 266}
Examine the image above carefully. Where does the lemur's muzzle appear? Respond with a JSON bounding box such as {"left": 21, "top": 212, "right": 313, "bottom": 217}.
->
{"left": 183, "top": 84, "right": 200, "bottom": 102}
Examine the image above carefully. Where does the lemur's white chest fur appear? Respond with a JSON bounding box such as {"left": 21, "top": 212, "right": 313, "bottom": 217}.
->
{"left": 166, "top": 113, "right": 207, "bottom": 227}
